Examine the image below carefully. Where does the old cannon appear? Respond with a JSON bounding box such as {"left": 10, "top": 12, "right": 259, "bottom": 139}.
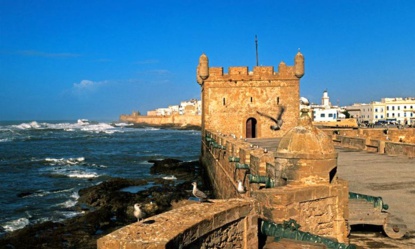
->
{"left": 348, "top": 192, "right": 407, "bottom": 239}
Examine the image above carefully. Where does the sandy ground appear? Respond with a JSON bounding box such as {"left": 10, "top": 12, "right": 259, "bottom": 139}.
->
{"left": 337, "top": 147, "right": 415, "bottom": 248}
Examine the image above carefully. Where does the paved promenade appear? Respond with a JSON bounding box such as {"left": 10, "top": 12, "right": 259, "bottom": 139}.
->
{"left": 336, "top": 147, "right": 415, "bottom": 248}
{"left": 247, "top": 138, "right": 415, "bottom": 248}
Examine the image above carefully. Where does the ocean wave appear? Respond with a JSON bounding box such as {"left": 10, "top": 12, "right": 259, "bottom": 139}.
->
{"left": 14, "top": 121, "right": 42, "bottom": 130}
{"left": 1, "top": 217, "right": 30, "bottom": 232}
{"left": 113, "top": 122, "right": 133, "bottom": 127}
{"left": 44, "top": 157, "right": 85, "bottom": 166}
{"left": 19, "top": 188, "right": 76, "bottom": 198}
{"left": 67, "top": 171, "right": 99, "bottom": 178}
{"left": 10, "top": 120, "right": 122, "bottom": 134}
{"left": 44, "top": 168, "right": 100, "bottom": 179}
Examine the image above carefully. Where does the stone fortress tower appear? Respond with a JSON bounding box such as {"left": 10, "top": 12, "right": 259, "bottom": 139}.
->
{"left": 197, "top": 51, "right": 351, "bottom": 244}
{"left": 197, "top": 51, "right": 304, "bottom": 139}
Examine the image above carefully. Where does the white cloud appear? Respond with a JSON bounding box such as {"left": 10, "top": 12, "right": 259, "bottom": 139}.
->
{"left": 74, "top": 80, "right": 96, "bottom": 90}
{"left": 71, "top": 80, "right": 108, "bottom": 97}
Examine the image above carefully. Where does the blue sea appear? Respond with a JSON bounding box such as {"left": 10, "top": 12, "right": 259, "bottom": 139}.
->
{"left": 0, "top": 120, "right": 201, "bottom": 235}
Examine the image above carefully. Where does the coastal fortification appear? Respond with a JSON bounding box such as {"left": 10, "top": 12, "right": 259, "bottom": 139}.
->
{"left": 196, "top": 51, "right": 304, "bottom": 138}
{"left": 119, "top": 112, "right": 201, "bottom": 128}
{"left": 99, "top": 52, "right": 410, "bottom": 248}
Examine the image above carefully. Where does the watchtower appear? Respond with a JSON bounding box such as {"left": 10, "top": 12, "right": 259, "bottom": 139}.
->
{"left": 196, "top": 51, "right": 304, "bottom": 138}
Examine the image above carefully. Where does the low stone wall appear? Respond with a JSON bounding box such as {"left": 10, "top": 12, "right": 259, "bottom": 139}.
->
{"left": 97, "top": 199, "right": 258, "bottom": 249}
{"left": 120, "top": 114, "right": 201, "bottom": 127}
{"left": 332, "top": 135, "right": 415, "bottom": 158}
{"left": 322, "top": 128, "right": 415, "bottom": 158}
{"left": 385, "top": 141, "right": 415, "bottom": 158}
{"left": 201, "top": 132, "right": 273, "bottom": 198}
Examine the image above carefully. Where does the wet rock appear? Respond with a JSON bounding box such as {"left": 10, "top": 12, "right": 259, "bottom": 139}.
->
{"left": 149, "top": 158, "right": 199, "bottom": 175}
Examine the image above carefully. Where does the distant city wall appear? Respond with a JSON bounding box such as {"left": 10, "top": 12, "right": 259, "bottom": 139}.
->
{"left": 119, "top": 114, "right": 201, "bottom": 127}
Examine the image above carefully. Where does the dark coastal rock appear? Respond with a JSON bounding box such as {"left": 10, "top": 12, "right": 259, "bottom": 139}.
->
{"left": 149, "top": 158, "right": 199, "bottom": 175}
{"left": 0, "top": 160, "right": 205, "bottom": 249}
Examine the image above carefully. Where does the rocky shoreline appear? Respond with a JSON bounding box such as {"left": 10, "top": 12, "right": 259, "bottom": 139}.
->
{"left": 0, "top": 159, "right": 209, "bottom": 249}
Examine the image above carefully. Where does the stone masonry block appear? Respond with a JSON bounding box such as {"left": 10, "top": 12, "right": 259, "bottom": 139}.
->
{"left": 197, "top": 219, "right": 213, "bottom": 238}
{"left": 293, "top": 188, "right": 315, "bottom": 202}
{"left": 212, "top": 211, "right": 228, "bottom": 230}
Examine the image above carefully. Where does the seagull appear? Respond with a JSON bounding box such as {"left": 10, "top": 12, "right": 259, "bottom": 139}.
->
{"left": 257, "top": 105, "right": 285, "bottom": 130}
{"left": 192, "top": 182, "right": 208, "bottom": 202}
{"left": 237, "top": 180, "right": 245, "bottom": 193}
{"left": 133, "top": 203, "right": 146, "bottom": 222}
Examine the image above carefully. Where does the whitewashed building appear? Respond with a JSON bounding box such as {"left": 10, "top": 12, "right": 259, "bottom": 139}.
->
{"left": 311, "top": 90, "right": 346, "bottom": 122}
{"left": 344, "top": 97, "right": 415, "bottom": 125}
{"left": 147, "top": 99, "right": 202, "bottom": 116}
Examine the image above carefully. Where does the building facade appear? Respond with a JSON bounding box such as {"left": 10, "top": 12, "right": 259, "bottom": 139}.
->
{"left": 311, "top": 90, "right": 346, "bottom": 122}
{"left": 345, "top": 97, "right": 415, "bottom": 125}
{"left": 146, "top": 99, "right": 201, "bottom": 116}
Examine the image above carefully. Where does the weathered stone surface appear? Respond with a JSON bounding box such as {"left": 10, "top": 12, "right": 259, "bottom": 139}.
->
{"left": 97, "top": 199, "right": 257, "bottom": 249}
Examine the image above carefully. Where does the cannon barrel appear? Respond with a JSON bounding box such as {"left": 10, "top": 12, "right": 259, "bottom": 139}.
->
{"left": 228, "top": 156, "right": 240, "bottom": 162}
{"left": 349, "top": 192, "right": 389, "bottom": 210}
{"left": 261, "top": 219, "right": 356, "bottom": 249}
{"left": 235, "top": 163, "right": 250, "bottom": 169}
{"left": 248, "top": 174, "right": 275, "bottom": 188}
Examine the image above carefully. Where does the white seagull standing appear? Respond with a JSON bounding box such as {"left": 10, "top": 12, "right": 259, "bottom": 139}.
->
{"left": 133, "top": 203, "right": 146, "bottom": 222}
{"left": 192, "top": 182, "right": 208, "bottom": 202}
{"left": 237, "top": 180, "right": 245, "bottom": 193}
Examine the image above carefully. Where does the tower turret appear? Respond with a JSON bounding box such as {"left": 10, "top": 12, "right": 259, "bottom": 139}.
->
{"left": 294, "top": 50, "right": 304, "bottom": 78}
{"left": 197, "top": 53, "right": 209, "bottom": 85}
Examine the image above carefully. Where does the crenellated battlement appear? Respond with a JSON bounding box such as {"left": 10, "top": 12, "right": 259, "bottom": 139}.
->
{"left": 206, "top": 64, "right": 296, "bottom": 81}
{"left": 197, "top": 51, "right": 304, "bottom": 85}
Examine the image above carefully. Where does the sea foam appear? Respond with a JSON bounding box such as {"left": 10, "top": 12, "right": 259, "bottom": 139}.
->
{"left": 1, "top": 218, "right": 30, "bottom": 232}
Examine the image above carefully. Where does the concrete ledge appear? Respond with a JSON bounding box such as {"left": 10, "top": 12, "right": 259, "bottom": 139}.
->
{"left": 97, "top": 199, "right": 257, "bottom": 249}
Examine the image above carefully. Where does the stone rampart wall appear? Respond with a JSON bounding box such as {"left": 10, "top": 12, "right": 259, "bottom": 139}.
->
{"left": 321, "top": 128, "right": 415, "bottom": 158}
{"left": 332, "top": 135, "right": 415, "bottom": 158}
{"left": 119, "top": 114, "right": 201, "bottom": 127}
{"left": 202, "top": 131, "right": 349, "bottom": 243}
{"left": 202, "top": 131, "right": 272, "bottom": 198}
{"left": 97, "top": 199, "right": 258, "bottom": 249}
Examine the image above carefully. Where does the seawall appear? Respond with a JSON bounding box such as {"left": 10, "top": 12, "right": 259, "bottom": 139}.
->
{"left": 119, "top": 114, "right": 201, "bottom": 128}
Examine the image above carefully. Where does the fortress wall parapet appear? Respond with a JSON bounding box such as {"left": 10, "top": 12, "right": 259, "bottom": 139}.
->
{"left": 97, "top": 199, "right": 258, "bottom": 249}
{"left": 203, "top": 127, "right": 349, "bottom": 243}
{"left": 321, "top": 128, "right": 415, "bottom": 157}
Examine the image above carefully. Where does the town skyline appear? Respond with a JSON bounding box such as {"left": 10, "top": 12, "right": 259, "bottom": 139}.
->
{"left": 1, "top": 1, "right": 414, "bottom": 121}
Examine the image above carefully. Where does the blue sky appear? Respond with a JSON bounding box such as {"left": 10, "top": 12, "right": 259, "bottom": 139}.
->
{"left": 1, "top": 0, "right": 414, "bottom": 121}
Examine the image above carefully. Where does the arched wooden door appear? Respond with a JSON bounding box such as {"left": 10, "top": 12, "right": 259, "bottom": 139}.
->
{"left": 246, "top": 118, "right": 257, "bottom": 138}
